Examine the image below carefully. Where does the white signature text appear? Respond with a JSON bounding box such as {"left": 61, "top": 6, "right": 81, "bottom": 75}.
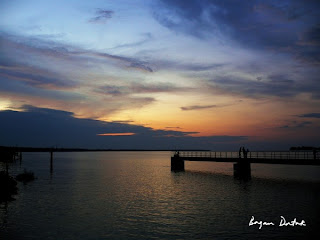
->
{"left": 249, "top": 216, "right": 306, "bottom": 229}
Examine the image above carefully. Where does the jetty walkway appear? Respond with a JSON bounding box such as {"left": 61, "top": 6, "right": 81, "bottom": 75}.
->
{"left": 171, "top": 151, "right": 320, "bottom": 178}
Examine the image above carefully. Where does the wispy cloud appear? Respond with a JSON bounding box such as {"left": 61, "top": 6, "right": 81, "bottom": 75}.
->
{"left": 207, "top": 74, "right": 302, "bottom": 99}
{"left": 0, "top": 32, "right": 164, "bottom": 120}
{"left": 0, "top": 33, "right": 154, "bottom": 74}
{"left": 95, "top": 82, "right": 190, "bottom": 97}
{"left": 298, "top": 113, "right": 320, "bottom": 118}
{"left": 89, "top": 9, "right": 114, "bottom": 23}
{"left": 0, "top": 65, "right": 77, "bottom": 90}
{"left": 129, "top": 62, "right": 153, "bottom": 72}
{"left": 97, "top": 133, "right": 135, "bottom": 136}
{"left": 278, "top": 120, "right": 313, "bottom": 129}
{"left": 152, "top": 60, "right": 225, "bottom": 72}
{"left": 111, "top": 120, "right": 135, "bottom": 124}
{"left": 181, "top": 105, "right": 217, "bottom": 111}
{"left": 108, "top": 33, "right": 153, "bottom": 50}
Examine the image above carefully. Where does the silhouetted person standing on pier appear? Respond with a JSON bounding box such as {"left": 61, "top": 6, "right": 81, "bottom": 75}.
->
{"left": 174, "top": 151, "right": 180, "bottom": 157}
{"left": 242, "top": 147, "right": 248, "bottom": 158}
{"left": 239, "top": 147, "right": 242, "bottom": 158}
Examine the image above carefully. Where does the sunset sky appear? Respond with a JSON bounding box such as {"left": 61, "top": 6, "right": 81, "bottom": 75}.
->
{"left": 1, "top": 0, "right": 319, "bottom": 150}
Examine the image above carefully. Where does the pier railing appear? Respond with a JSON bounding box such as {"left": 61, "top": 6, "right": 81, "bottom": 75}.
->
{"left": 172, "top": 151, "right": 320, "bottom": 160}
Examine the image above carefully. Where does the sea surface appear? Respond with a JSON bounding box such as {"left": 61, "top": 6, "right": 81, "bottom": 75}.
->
{"left": 1, "top": 151, "right": 320, "bottom": 239}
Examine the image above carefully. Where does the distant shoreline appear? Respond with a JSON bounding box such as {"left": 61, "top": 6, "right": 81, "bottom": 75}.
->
{"left": 1, "top": 146, "right": 318, "bottom": 153}
{"left": 0, "top": 146, "right": 210, "bottom": 152}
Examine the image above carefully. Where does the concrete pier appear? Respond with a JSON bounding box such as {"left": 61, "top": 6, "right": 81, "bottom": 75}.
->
{"left": 170, "top": 151, "right": 320, "bottom": 178}
{"left": 171, "top": 156, "right": 185, "bottom": 171}
{"left": 233, "top": 161, "right": 251, "bottom": 179}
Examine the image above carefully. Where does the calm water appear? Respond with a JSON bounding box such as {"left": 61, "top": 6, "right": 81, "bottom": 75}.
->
{"left": 1, "top": 151, "right": 320, "bottom": 239}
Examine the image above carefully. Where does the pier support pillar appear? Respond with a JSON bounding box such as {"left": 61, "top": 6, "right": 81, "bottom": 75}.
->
{"left": 171, "top": 156, "right": 184, "bottom": 171}
{"left": 233, "top": 161, "right": 251, "bottom": 179}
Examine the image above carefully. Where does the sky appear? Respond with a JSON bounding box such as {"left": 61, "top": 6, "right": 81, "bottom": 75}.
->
{"left": 0, "top": 0, "right": 319, "bottom": 150}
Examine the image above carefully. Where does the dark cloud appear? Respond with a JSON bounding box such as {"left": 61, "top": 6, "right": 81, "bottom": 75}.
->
{"left": 294, "top": 45, "right": 320, "bottom": 66}
{"left": 181, "top": 105, "right": 217, "bottom": 111}
{"left": 298, "top": 113, "right": 320, "bottom": 118}
{"left": 294, "top": 24, "right": 320, "bottom": 65}
{"left": 21, "top": 105, "right": 73, "bottom": 117}
{"left": 153, "top": 0, "right": 211, "bottom": 38}
{"left": 89, "top": 9, "right": 114, "bottom": 23}
{"left": 155, "top": 0, "right": 320, "bottom": 64}
{"left": 299, "top": 24, "right": 320, "bottom": 46}
{"left": 0, "top": 106, "right": 247, "bottom": 149}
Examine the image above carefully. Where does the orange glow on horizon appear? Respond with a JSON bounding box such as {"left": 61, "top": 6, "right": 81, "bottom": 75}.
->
{"left": 97, "top": 133, "right": 136, "bottom": 136}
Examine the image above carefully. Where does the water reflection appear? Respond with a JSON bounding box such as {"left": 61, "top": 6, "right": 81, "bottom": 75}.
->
{"left": 1, "top": 152, "right": 319, "bottom": 239}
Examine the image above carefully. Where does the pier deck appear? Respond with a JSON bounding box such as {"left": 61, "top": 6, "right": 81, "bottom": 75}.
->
{"left": 172, "top": 151, "right": 320, "bottom": 165}
{"left": 171, "top": 151, "right": 320, "bottom": 175}
{"left": 173, "top": 151, "right": 320, "bottom": 165}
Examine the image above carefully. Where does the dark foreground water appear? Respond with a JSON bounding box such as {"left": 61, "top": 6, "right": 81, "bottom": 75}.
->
{"left": 1, "top": 151, "right": 320, "bottom": 239}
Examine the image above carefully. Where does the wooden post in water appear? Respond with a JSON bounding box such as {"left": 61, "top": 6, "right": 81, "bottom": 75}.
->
{"left": 5, "top": 160, "right": 9, "bottom": 175}
{"left": 50, "top": 150, "right": 53, "bottom": 173}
